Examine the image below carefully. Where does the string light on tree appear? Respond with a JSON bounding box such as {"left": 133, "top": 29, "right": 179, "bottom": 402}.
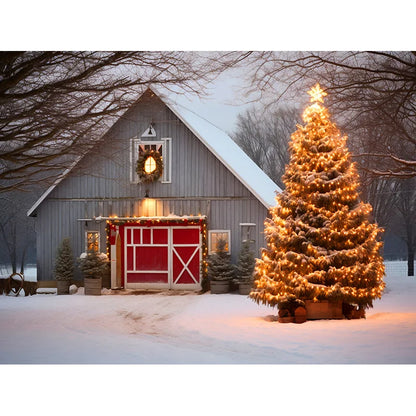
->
{"left": 250, "top": 84, "right": 385, "bottom": 315}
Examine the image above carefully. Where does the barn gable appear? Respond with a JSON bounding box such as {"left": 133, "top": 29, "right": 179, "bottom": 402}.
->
{"left": 28, "top": 89, "right": 279, "bottom": 216}
{"left": 28, "top": 88, "right": 281, "bottom": 288}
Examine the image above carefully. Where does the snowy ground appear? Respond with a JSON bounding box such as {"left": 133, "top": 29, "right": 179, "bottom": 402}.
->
{"left": 1, "top": 262, "right": 415, "bottom": 415}
{"left": 1, "top": 261, "right": 415, "bottom": 364}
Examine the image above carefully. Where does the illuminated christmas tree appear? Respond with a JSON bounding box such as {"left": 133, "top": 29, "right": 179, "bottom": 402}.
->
{"left": 250, "top": 84, "right": 385, "bottom": 313}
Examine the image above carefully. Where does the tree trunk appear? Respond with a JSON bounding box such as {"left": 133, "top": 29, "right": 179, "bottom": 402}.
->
{"left": 10, "top": 223, "right": 17, "bottom": 274}
{"left": 408, "top": 247, "right": 415, "bottom": 276}
{"left": 405, "top": 221, "right": 415, "bottom": 276}
{"left": 19, "top": 245, "right": 27, "bottom": 275}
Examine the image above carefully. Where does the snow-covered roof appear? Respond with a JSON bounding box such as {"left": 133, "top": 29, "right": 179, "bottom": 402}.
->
{"left": 27, "top": 158, "right": 81, "bottom": 217}
{"left": 160, "top": 91, "right": 281, "bottom": 207}
{"left": 27, "top": 88, "right": 281, "bottom": 217}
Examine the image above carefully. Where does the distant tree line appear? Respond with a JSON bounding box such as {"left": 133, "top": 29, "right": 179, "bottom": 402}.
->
{"left": 232, "top": 102, "right": 416, "bottom": 275}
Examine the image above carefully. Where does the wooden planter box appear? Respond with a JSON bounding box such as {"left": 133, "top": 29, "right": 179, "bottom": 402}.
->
{"left": 238, "top": 282, "right": 252, "bottom": 295}
{"left": 210, "top": 280, "right": 230, "bottom": 294}
{"left": 84, "top": 277, "right": 102, "bottom": 296}
{"left": 305, "top": 300, "right": 343, "bottom": 320}
{"left": 56, "top": 280, "right": 70, "bottom": 295}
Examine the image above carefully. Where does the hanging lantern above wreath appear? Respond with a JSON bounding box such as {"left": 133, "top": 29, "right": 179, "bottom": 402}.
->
{"left": 137, "top": 149, "right": 164, "bottom": 183}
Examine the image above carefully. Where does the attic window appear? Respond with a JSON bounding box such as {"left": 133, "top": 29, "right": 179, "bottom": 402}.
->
{"left": 141, "top": 123, "right": 156, "bottom": 138}
{"left": 131, "top": 138, "right": 171, "bottom": 183}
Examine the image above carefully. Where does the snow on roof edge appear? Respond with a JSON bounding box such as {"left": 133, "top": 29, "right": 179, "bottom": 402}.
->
{"left": 27, "top": 87, "right": 281, "bottom": 216}
{"left": 27, "top": 158, "right": 82, "bottom": 217}
{"left": 160, "top": 92, "right": 281, "bottom": 208}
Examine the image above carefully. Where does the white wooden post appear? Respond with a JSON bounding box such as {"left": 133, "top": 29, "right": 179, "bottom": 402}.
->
{"left": 110, "top": 227, "right": 119, "bottom": 288}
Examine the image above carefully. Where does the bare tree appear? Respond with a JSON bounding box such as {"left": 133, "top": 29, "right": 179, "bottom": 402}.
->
{"left": 390, "top": 178, "right": 416, "bottom": 276}
{"left": 346, "top": 113, "right": 400, "bottom": 228}
{"left": 5, "top": 51, "right": 412, "bottom": 190}
{"left": 0, "top": 51, "right": 249, "bottom": 192}
{"left": 239, "top": 51, "right": 416, "bottom": 178}
{"left": 230, "top": 52, "right": 416, "bottom": 270}
{"left": 231, "top": 105, "right": 300, "bottom": 188}
{"left": 0, "top": 192, "right": 36, "bottom": 275}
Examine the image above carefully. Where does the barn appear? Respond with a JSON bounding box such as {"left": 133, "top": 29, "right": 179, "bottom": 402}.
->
{"left": 27, "top": 88, "right": 281, "bottom": 290}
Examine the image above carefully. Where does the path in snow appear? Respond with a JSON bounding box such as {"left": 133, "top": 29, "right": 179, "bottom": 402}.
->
{"left": 1, "top": 263, "right": 416, "bottom": 364}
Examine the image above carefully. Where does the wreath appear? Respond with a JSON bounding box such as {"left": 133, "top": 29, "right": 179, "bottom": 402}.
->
{"left": 136, "top": 149, "right": 164, "bottom": 183}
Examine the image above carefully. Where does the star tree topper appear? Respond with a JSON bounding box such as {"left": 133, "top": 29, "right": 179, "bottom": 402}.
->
{"left": 308, "top": 83, "right": 327, "bottom": 103}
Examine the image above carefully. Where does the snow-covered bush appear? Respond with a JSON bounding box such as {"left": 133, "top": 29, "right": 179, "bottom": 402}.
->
{"left": 207, "top": 238, "right": 235, "bottom": 281}
{"left": 78, "top": 251, "right": 109, "bottom": 279}
{"left": 236, "top": 241, "right": 255, "bottom": 283}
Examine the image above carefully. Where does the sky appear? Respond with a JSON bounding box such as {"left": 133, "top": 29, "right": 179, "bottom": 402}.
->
{"left": 167, "top": 68, "right": 255, "bottom": 135}
{"left": 2, "top": 3, "right": 413, "bottom": 166}
{"left": 4, "top": 1, "right": 412, "bottom": 139}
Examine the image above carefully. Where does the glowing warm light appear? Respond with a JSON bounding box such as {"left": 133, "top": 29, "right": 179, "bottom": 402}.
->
{"left": 144, "top": 156, "right": 157, "bottom": 174}
{"left": 250, "top": 84, "right": 385, "bottom": 313}
{"left": 307, "top": 83, "right": 327, "bottom": 103}
{"left": 142, "top": 197, "right": 156, "bottom": 217}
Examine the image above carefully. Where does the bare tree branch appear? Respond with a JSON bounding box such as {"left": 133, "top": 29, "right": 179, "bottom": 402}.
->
{"left": 230, "top": 105, "right": 300, "bottom": 188}
{"left": 238, "top": 51, "right": 416, "bottom": 178}
{"left": 0, "top": 51, "right": 245, "bottom": 192}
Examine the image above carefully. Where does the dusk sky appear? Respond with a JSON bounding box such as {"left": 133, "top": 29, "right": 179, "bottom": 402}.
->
{"left": 169, "top": 68, "right": 254, "bottom": 135}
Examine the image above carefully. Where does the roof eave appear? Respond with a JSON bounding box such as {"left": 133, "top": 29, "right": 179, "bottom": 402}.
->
{"left": 160, "top": 95, "right": 280, "bottom": 209}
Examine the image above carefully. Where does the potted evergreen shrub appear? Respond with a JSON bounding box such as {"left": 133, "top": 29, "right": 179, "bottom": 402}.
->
{"left": 207, "top": 238, "right": 235, "bottom": 294}
{"left": 78, "top": 251, "right": 109, "bottom": 296}
{"left": 235, "top": 241, "right": 255, "bottom": 295}
{"left": 54, "top": 238, "right": 75, "bottom": 295}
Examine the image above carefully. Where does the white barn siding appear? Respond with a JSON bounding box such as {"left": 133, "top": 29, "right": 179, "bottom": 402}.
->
{"left": 32, "top": 91, "right": 278, "bottom": 281}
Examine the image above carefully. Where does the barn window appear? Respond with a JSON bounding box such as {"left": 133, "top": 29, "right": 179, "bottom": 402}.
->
{"left": 144, "top": 155, "right": 157, "bottom": 174}
{"left": 240, "top": 223, "right": 256, "bottom": 244}
{"left": 86, "top": 231, "right": 100, "bottom": 253}
{"left": 131, "top": 138, "right": 172, "bottom": 183}
{"left": 208, "top": 230, "right": 231, "bottom": 254}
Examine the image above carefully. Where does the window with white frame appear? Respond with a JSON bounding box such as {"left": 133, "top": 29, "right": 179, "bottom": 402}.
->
{"left": 86, "top": 231, "right": 100, "bottom": 253}
{"left": 208, "top": 230, "right": 231, "bottom": 254}
{"left": 131, "top": 138, "right": 172, "bottom": 183}
{"left": 240, "top": 223, "right": 256, "bottom": 244}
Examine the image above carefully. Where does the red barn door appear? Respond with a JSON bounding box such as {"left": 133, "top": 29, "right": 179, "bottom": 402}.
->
{"left": 171, "top": 227, "right": 201, "bottom": 288}
{"left": 123, "top": 225, "right": 201, "bottom": 289}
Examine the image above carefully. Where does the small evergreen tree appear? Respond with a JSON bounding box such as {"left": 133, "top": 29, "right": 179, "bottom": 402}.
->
{"left": 236, "top": 241, "right": 256, "bottom": 282}
{"left": 54, "top": 238, "right": 75, "bottom": 281}
{"left": 207, "top": 238, "right": 235, "bottom": 281}
{"left": 79, "top": 251, "right": 109, "bottom": 279}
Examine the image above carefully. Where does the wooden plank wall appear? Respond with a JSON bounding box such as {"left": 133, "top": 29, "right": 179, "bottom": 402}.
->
{"left": 35, "top": 92, "right": 275, "bottom": 280}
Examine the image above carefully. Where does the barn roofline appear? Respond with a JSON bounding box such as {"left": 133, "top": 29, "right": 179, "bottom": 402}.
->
{"left": 158, "top": 89, "right": 281, "bottom": 208}
{"left": 27, "top": 87, "right": 280, "bottom": 217}
{"left": 27, "top": 158, "right": 81, "bottom": 217}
